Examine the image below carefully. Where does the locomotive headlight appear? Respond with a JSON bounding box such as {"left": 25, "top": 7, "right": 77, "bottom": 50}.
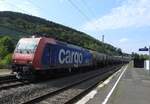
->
{"left": 27, "top": 61, "right": 32, "bottom": 64}
{"left": 13, "top": 59, "right": 16, "bottom": 63}
{"left": 29, "top": 61, "right": 32, "bottom": 64}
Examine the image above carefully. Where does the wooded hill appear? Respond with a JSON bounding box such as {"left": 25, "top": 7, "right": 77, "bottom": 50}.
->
{"left": 0, "top": 11, "right": 131, "bottom": 68}
{"left": 0, "top": 11, "right": 125, "bottom": 55}
{"left": 0, "top": 11, "right": 131, "bottom": 67}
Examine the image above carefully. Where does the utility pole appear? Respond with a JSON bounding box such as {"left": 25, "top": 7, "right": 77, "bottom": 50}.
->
{"left": 102, "top": 35, "right": 104, "bottom": 43}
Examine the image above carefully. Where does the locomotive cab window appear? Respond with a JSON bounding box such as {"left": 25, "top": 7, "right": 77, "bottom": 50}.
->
{"left": 15, "top": 39, "right": 38, "bottom": 54}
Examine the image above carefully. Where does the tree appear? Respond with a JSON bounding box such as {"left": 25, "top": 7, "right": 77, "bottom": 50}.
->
{"left": 0, "top": 36, "right": 14, "bottom": 58}
{"left": 117, "top": 48, "right": 123, "bottom": 55}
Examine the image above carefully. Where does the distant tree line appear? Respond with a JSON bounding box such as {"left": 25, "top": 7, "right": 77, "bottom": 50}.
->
{"left": 132, "top": 52, "right": 149, "bottom": 60}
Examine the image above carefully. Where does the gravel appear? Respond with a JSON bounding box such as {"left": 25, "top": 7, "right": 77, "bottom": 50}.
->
{"left": 38, "top": 73, "right": 105, "bottom": 104}
{"left": 0, "top": 68, "right": 107, "bottom": 104}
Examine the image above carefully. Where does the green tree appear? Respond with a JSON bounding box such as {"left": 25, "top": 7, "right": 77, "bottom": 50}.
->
{"left": 0, "top": 36, "right": 14, "bottom": 58}
{"left": 0, "top": 53, "right": 12, "bottom": 68}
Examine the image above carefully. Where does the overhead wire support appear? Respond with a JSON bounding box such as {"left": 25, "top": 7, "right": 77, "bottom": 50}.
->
{"left": 80, "top": 0, "right": 97, "bottom": 18}
{"left": 80, "top": 0, "right": 101, "bottom": 33}
{"left": 68, "top": 0, "right": 102, "bottom": 41}
{"left": 68, "top": 0, "right": 91, "bottom": 22}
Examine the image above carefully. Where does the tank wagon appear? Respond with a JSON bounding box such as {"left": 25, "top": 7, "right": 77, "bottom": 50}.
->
{"left": 12, "top": 36, "right": 130, "bottom": 79}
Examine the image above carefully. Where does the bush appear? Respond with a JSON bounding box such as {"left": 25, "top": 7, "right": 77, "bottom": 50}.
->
{"left": 0, "top": 54, "right": 12, "bottom": 69}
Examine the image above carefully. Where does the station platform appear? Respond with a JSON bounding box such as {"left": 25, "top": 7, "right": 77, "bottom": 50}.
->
{"left": 0, "top": 69, "right": 11, "bottom": 76}
{"left": 77, "top": 63, "right": 150, "bottom": 104}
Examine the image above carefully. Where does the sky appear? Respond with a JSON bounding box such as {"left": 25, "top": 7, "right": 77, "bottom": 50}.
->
{"left": 0, "top": 0, "right": 150, "bottom": 54}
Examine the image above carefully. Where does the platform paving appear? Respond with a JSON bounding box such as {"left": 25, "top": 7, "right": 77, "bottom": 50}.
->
{"left": 86, "top": 63, "right": 150, "bottom": 104}
{"left": 0, "top": 69, "right": 11, "bottom": 76}
{"left": 108, "top": 66, "right": 150, "bottom": 104}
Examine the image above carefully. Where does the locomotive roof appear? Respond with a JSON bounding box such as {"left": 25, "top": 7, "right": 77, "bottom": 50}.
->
{"left": 22, "top": 36, "right": 89, "bottom": 51}
{"left": 19, "top": 37, "right": 41, "bottom": 42}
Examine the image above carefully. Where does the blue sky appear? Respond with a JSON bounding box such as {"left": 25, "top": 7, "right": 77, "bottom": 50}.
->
{"left": 0, "top": 0, "right": 150, "bottom": 54}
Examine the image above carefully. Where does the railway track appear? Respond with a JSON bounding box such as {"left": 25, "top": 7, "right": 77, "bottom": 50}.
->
{"left": 0, "top": 77, "right": 18, "bottom": 85}
{"left": 0, "top": 74, "right": 16, "bottom": 82}
{"left": 0, "top": 80, "right": 31, "bottom": 90}
{"left": 22, "top": 65, "right": 122, "bottom": 104}
{"left": 0, "top": 74, "right": 31, "bottom": 90}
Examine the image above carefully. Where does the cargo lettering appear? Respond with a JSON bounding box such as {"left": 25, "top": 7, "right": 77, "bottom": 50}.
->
{"left": 59, "top": 49, "right": 83, "bottom": 65}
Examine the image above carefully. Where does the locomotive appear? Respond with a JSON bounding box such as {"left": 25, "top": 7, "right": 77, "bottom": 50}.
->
{"left": 11, "top": 36, "right": 130, "bottom": 79}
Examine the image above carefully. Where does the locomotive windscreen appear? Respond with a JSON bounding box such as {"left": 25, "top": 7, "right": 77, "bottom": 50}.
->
{"left": 15, "top": 38, "right": 39, "bottom": 54}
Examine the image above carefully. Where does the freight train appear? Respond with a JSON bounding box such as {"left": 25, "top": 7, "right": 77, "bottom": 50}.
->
{"left": 11, "top": 36, "right": 130, "bottom": 79}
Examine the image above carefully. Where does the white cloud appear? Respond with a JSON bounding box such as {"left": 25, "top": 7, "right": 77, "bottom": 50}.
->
{"left": 82, "top": 0, "right": 150, "bottom": 31}
{"left": 119, "top": 38, "right": 128, "bottom": 43}
{"left": 0, "top": 0, "right": 41, "bottom": 16}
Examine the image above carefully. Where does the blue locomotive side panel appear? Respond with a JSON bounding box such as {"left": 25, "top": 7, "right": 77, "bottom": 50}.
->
{"left": 41, "top": 43, "right": 93, "bottom": 68}
{"left": 42, "top": 44, "right": 51, "bottom": 65}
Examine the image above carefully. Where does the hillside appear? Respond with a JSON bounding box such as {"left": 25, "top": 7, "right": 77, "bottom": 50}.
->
{"left": 0, "top": 11, "right": 123, "bottom": 55}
